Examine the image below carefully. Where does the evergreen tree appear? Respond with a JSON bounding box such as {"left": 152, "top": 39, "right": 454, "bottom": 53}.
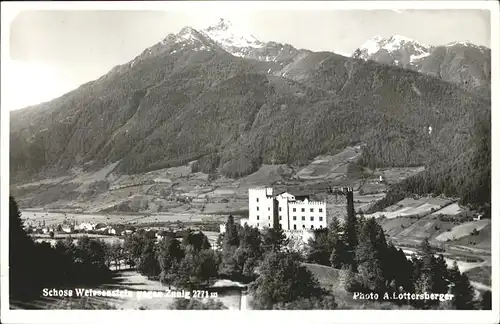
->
{"left": 328, "top": 217, "right": 346, "bottom": 268}
{"left": 343, "top": 190, "right": 358, "bottom": 267}
{"left": 262, "top": 227, "right": 289, "bottom": 252}
{"left": 10, "top": 196, "right": 38, "bottom": 299}
{"left": 218, "top": 215, "right": 245, "bottom": 279}
{"left": 123, "top": 230, "right": 148, "bottom": 268}
{"left": 383, "top": 243, "right": 414, "bottom": 294}
{"left": 343, "top": 263, "right": 362, "bottom": 292}
{"left": 307, "top": 228, "right": 331, "bottom": 265}
{"left": 223, "top": 214, "right": 239, "bottom": 247}
{"left": 218, "top": 245, "right": 241, "bottom": 278}
{"left": 432, "top": 254, "right": 450, "bottom": 294}
{"left": 480, "top": 291, "right": 492, "bottom": 310}
{"left": 413, "top": 239, "right": 450, "bottom": 308}
{"left": 235, "top": 224, "right": 262, "bottom": 277}
{"left": 354, "top": 218, "right": 386, "bottom": 292}
{"left": 158, "top": 234, "right": 184, "bottom": 287}
{"left": 137, "top": 239, "right": 160, "bottom": 279}
{"left": 448, "top": 262, "right": 475, "bottom": 310}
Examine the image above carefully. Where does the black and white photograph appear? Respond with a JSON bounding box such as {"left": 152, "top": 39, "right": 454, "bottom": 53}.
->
{"left": 1, "top": 1, "right": 498, "bottom": 323}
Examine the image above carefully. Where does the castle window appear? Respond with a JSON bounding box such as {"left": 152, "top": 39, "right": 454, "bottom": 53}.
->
{"left": 268, "top": 207, "right": 271, "bottom": 211}
{"left": 257, "top": 198, "right": 259, "bottom": 202}
{"left": 279, "top": 216, "right": 282, "bottom": 220}
{"left": 257, "top": 216, "right": 260, "bottom": 220}
{"left": 310, "top": 216, "right": 314, "bottom": 221}
{"left": 257, "top": 207, "right": 259, "bottom": 211}
{"left": 310, "top": 208, "right": 314, "bottom": 212}
{"left": 293, "top": 208, "right": 296, "bottom": 212}
{"left": 293, "top": 224, "right": 297, "bottom": 230}
{"left": 319, "top": 217, "right": 323, "bottom": 221}
{"left": 301, "top": 208, "right": 305, "bottom": 212}
{"left": 279, "top": 207, "right": 282, "bottom": 211}
{"left": 302, "top": 225, "right": 305, "bottom": 229}
{"left": 268, "top": 216, "right": 270, "bottom": 220}
{"left": 301, "top": 216, "right": 305, "bottom": 221}
{"left": 293, "top": 216, "right": 296, "bottom": 221}
{"left": 319, "top": 208, "right": 323, "bottom": 212}
{"left": 320, "top": 225, "right": 323, "bottom": 229}
{"left": 268, "top": 223, "right": 271, "bottom": 227}
{"left": 311, "top": 225, "right": 314, "bottom": 229}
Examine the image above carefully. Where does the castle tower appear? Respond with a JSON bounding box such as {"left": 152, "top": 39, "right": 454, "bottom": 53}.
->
{"left": 248, "top": 187, "right": 276, "bottom": 229}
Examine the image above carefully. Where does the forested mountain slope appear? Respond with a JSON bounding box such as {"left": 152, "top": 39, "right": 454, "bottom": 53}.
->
{"left": 10, "top": 21, "right": 491, "bottom": 210}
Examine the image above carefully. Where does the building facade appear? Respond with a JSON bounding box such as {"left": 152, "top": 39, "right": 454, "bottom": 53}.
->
{"left": 218, "top": 187, "right": 327, "bottom": 244}
{"left": 244, "top": 187, "right": 327, "bottom": 231}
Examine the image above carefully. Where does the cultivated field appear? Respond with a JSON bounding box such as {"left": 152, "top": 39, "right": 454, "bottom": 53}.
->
{"left": 435, "top": 220, "right": 490, "bottom": 242}
{"left": 12, "top": 146, "right": 402, "bottom": 217}
{"left": 431, "top": 202, "right": 463, "bottom": 216}
{"left": 367, "top": 197, "right": 453, "bottom": 219}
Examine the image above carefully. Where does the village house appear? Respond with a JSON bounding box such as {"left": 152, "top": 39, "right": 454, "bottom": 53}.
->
{"left": 122, "top": 229, "right": 134, "bottom": 236}
{"left": 76, "top": 222, "right": 96, "bottom": 232}
{"left": 61, "top": 225, "right": 74, "bottom": 233}
{"left": 107, "top": 226, "right": 125, "bottom": 236}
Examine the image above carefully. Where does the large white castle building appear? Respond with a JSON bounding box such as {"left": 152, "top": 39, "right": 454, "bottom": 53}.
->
{"left": 220, "top": 187, "right": 327, "bottom": 244}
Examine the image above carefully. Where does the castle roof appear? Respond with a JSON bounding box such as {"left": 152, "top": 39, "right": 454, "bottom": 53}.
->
{"left": 276, "top": 189, "right": 311, "bottom": 200}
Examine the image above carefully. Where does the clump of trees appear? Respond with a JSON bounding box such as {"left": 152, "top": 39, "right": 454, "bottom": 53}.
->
{"left": 9, "top": 196, "right": 112, "bottom": 302}
{"left": 249, "top": 251, "right": 337, "bottom": 310}
{"left": 305, "top": 210, "right": 479, "bottom": 310}
{"left": 123, "top": 229, "right": 219, "bottom": 290}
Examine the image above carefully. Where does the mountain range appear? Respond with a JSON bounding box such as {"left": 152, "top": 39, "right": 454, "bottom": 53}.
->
{"left": 10, "top": 18, "right": 491, "bottom": 209}
{"left": 352, "top": 35, "right": 491, "bottom": 96}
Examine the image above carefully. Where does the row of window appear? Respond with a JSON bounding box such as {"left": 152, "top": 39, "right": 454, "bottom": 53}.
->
{"left": 255, "top": 223, "right": 323, "bottom": 230}
{"left": 292, "top": 207, "right": 323, "bottom": 213}
{"left": 255, "top": 215, "right": 324, "bottom": 222}
{"left": 256, "top": 206, "right": 324, "bottom": 213}
{"left": 291, "top": 215, "right": 323, "bottom": 222}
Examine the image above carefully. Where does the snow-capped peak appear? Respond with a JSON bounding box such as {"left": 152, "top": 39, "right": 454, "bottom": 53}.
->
{"left": 352, "top": 34, "right": 433, "bottom": 65}
{"left": 446, "top": 40, "right": 473, "bottom": 47}
{"left": 201, "top": 18, "right": 264, "bottom": 49}
{"left": 444, "top": 40, "right": 487, "bottom": 50}
{"left": 357, "top": 34, "right": 431, "bottom": 56}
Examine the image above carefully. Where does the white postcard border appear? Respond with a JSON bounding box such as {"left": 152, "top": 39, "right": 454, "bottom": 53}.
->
{"left": 1, "top": 1, "right": 498, "bottom": 324}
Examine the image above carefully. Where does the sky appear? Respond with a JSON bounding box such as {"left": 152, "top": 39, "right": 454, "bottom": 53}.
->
{"left": 3, "top": 5, "right": 492, "bottom": 111}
